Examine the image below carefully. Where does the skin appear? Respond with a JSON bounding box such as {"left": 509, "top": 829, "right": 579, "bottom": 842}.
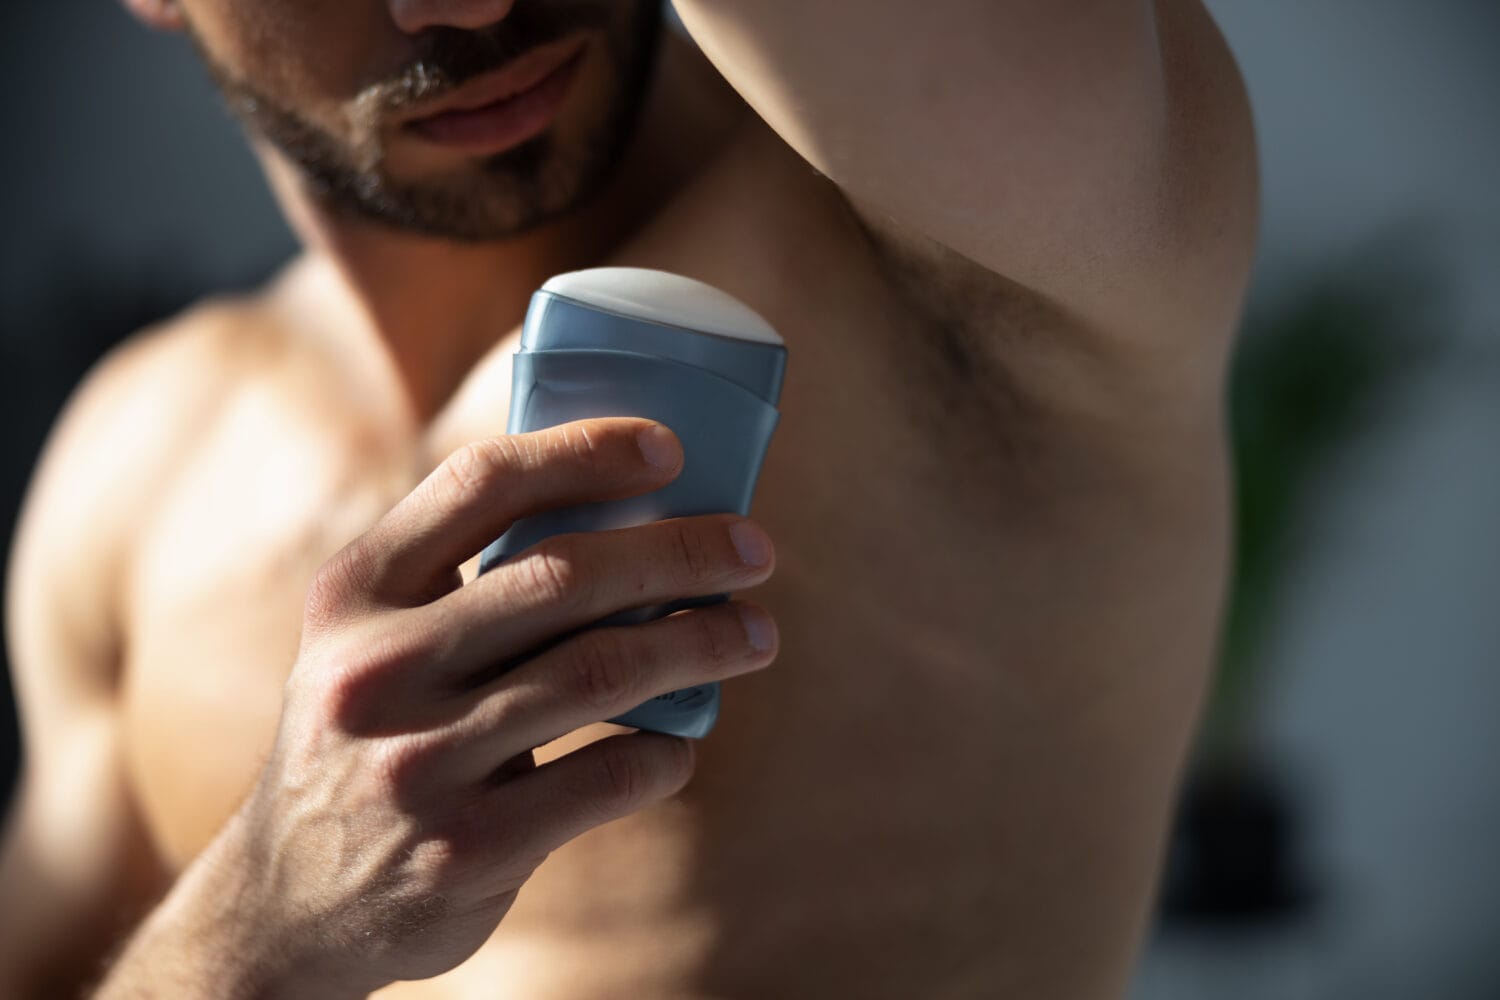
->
{"left": 0, "top": 0, "right": 1257, "bottom": 997}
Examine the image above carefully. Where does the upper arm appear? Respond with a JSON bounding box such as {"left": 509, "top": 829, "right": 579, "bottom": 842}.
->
{"left": 675, "top": 0, "right": 1258, "bottom": 359}
{"left": 0, "top": 324, "right": 223, "bottom": 996}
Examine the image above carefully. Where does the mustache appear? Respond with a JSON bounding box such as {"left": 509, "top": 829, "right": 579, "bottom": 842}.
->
{"left": 364, "top": 2, "right": 612, "bottom": 113}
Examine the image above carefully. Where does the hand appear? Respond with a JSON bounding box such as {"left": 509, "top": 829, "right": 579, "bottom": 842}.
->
{"left": 215, "top": 418, "right": 778, "bottom": 994}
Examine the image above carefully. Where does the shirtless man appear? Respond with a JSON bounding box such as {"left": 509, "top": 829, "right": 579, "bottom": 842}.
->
{"left": 0, "top": 0, "right": 1256, "bottom": 996}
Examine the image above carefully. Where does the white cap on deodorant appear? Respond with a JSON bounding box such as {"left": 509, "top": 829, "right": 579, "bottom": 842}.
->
{"left": 541, "top": 268, "right": 783, "bottom": 346}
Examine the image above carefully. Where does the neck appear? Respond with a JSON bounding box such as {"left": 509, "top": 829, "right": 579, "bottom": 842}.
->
{"left": 258, "top": 33, "right": 744, "bottom": 428}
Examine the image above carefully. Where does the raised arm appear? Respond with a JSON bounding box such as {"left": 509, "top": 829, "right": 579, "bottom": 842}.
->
{"left": 672, "top": 0, "right": 1257, "bottom": 346}
{"left": 669, "top": 5, "right": 1259, "bottom": 996}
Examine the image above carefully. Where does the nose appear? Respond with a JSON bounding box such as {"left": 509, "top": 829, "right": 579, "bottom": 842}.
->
{"left": 387, "top": 0, "right": 518, "bottom": 34}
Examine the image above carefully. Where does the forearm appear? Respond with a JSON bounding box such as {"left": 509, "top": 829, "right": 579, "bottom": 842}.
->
{"left": 672, "top": 0, "right": 1260, "bottom": 352}
{"left": 93, "top": 815, "right": 365, "bottom": 1000}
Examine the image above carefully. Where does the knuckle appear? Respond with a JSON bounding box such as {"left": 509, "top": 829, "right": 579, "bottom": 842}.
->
{"left": 407, "top": 836, "right": 466, "bottom": 893}
{"left": 348, "top": 623, "right": 434, "bottom": 682}
{"left": 441, "top": 438, "right": 513, "bottom": 507}
{"left": 515, "top": 543, "right": 587, "bottom": 610}
{"left": 569, "top": 630, "right": 638, "bottom": 713}
{"left": 309, "top": 625, "right": 433, "bottom": 731}
{"left": 456, "top": 684, "right": 512, "bottom": 744}
{"left": 666, "top": 520, "right": 716, "bottom": 588}
{"left": 372, "top": 733, "right": 445, "bottom": 798}
{"left": 304, "top": 541, "right": 370, "bottom": 629}
{"left": 303, "top": 655, "right": 371, "bottom": 729}
{"left": 592, "top": 741, "right": 650, "bottom": 813}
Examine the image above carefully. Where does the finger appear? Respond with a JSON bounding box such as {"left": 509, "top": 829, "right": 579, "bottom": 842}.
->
{"left": 445, "top": 601, "right": 778, "bottom": 773}
{"left": 360, "top": 419, "right": 684, "bottom": 606}
{"left": 429, "top": 513, "right": 775, "bottom": 689}
{"left": 481, "top": 732, "right": 696, "bottom": 870}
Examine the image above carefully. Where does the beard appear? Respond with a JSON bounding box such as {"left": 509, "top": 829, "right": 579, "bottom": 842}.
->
{"left": 191, "top": 2, "right": 663, "bottom": 242}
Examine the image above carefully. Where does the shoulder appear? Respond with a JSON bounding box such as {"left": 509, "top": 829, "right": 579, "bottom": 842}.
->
{"left": 26, "top": 288, "right": 282, "bottom": 545}
{"left": 5, "top": 279, "right": 292, "bottom": 708}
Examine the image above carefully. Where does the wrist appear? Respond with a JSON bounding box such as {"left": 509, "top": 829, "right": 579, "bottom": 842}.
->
{"left": 97, "top": 814, "right": 373, "bottom": 1000}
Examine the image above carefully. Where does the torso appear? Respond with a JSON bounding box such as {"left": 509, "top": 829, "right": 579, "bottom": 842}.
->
{"left": 118, "top": 119, "right": 1225, "bottom": 998}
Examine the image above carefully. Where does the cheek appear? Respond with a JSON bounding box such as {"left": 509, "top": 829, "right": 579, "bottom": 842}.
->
{"left": 182, "top": 0, "right": 406, "bottom": 113}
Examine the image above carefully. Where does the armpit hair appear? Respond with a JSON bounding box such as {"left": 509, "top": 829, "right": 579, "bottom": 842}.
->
{"left": 839, "top": 196, "right": 1069, "bottom": 470}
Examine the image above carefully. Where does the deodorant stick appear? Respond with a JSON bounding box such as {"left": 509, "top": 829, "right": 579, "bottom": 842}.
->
{"left": 477, "top": 267, "right": 786, "bottom": 739}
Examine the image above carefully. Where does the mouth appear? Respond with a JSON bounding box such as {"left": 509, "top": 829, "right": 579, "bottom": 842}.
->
{"left": 401, "top": 35, "right": 589, "bottom": 155}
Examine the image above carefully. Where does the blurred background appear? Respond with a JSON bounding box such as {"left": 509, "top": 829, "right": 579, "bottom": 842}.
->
{"left": 1, "top": 2, "right": 1497, "bottom": 997}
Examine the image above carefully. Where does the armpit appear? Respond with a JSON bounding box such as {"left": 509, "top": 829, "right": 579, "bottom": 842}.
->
{"left": 840, "top": 193, "right": 1103, "bottom": 458}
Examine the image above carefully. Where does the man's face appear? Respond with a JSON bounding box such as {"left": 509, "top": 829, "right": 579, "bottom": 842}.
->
{"left": 171, "top": 0, "right": 663, "bottom": 241}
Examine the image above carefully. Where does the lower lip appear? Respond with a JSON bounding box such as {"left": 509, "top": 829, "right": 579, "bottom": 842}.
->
{"left": 406, "top": 48, "right": 584, "bottom": 155}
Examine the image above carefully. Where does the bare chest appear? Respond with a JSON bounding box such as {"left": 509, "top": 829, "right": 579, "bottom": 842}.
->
{"left": 119, "top": 150, "right": 1022, "bottom": 997}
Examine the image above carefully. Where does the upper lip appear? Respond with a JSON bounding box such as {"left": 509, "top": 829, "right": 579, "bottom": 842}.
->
{"left": 401, "top": 35, "right": 588, "bottom": 125}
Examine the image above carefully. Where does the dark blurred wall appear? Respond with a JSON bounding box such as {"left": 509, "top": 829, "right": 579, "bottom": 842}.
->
{"left": 0, "top": 2, "right": 297, "bottom": 810}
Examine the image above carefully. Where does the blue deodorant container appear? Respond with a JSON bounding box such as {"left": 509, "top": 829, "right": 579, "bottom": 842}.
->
{"left": 477, "top": 268, "right": 786, "bottom": 739}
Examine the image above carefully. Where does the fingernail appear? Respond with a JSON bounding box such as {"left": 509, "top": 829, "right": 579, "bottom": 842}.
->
{"left": 738, "top": 605, "right": 778, "bottom": 651}
{"left": 730, "top": 521, "right": 772, "bottom": 567}
{"left": 637, "top": 424, "right": 681, "bottom": 471}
